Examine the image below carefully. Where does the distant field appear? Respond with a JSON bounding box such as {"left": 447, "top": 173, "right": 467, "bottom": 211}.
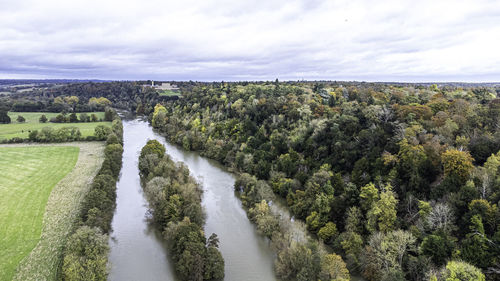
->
{"left": 0, "top": 146, "right": 79, "bottom": 280}
{"left": 158, "top": 89, "right": 180, "bottom": 96}
{"left": 0, "top": 112, "right": 109, "bottom": 140}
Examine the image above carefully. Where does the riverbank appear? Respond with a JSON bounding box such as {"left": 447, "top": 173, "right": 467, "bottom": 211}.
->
{"left": 108, "top": 117, "right": 276, "bottom": 281}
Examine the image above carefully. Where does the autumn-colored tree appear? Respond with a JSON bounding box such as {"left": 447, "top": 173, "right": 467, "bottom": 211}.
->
{"left": 319, "top": 254, "right": 350, "bottom": 281}
{"left": 441, "top": 149, "right": 474, "bottom": 186}
{"left": 152, "top": 103, "right": 167, "bottom": 128}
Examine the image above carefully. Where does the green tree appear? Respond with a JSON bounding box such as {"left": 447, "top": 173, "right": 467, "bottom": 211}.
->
{"left": 367, "top": 185, "right": 398, "bottom": 233}
{"left": 141, "top": 139, "right": 166, "bottom": 159}
{"left": 460, "top": 215, "right": 490, "bottom": 269}
{"left": 430, "top": 260, "right": 485, "bottom": 281}
{"left": 319, "top": 253, "right": 350, "bottom": 281}
{"left": 16, "top": 115, "right": 25, "bottom": 123}
{"left": 62, "top": 226, "right": 109, "bottom": 281}
{"left": 441, "top": 149, "right": 474, "bottom": 187}
{"left": 69, "top": 112, "right": 78, "bottom": 122}
{"left": 318, "top": 221, "right": 338, "bottom": 242}
{"left": 152, "top": 104, "right": 167, "bottom": 128}
{"left": 420, "top": 232, "right": 455, "bottom": 266}
{"left": 360, "top": 182, "right": 379, "bottom": 212}
{"left": 94, "top": 125, "right": 112, "bottom": 140}
{"left": 79, "top": 113, "right": 89, "bottom": 122}
{"left": 0, "top": 111, "right": 11, "bottom": 123}
{"left": 39, "top": 114, "right": 48, "bottom": 123}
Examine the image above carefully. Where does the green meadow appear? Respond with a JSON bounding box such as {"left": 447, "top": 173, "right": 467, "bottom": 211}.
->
{"left": 0, "top": 112, "right": 109, "bottom": 140}
{"left": 0, "top": 146, "right": 79, "bottom": 280}
{"left": 158, "top": 89, "right": 180, "bottom": 96}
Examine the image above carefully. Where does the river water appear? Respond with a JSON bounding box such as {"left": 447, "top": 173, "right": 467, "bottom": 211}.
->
{"left": 108, "top": 117, "right": 276, "bottom": 280}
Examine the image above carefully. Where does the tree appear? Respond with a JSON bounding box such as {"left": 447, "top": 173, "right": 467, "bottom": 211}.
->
{"left": 367, "top": 185, "right": 398, "bottom": 233}
{"left": 204, "top": 246, "right": 225, "bottom": 280}
{"left": 69, "top": 112, "right": 78, "bottom": 122}
{"left": 460, "top": 215, "right": 490, "bottom": 268}
{"left": 318, "top": 222, "right": 338, "bottom": 242}
{"left": 17, "top": 115, "right": 25, "bottom": 123}
{"left": 79, "top": 113, "right": 89, "bottom": 122}
{"left": 362, "top": 230, "right": 415, "bottom": 280}
{"left": 340, "top": 230, "right": 364, "bottom": 268}
{"left": 427, "top": 202, "right": 455, "bottom": 233}
{"left": 104, "top": 107, "right": 115, "bottom": 121}
{"left": 249, "top": 200, "right": 280, "bottom": 237}
{"left": 94, "top": 125, "right": 112, "bottom": 140}
{"left": 430, "top": 260, "right": 485, "bottom": 281}
{"left": 39, "top": 114, "right": 48, "bottom": 123}
{"left": 275, "top": 241, "right": 318, "bottom": 281}
{"left": 152, "top": 104, "right": 167, "bottom": 128}
{"left": 360, "top": 182, "right": 379, "bottom": 211}
{"left": 0, "top": 111, "right": 10, "bottom": 124}
{"left": 420, "top": 232, "right": 455, "bottom": 266}
{"left": 62, "top": 226, "right": 109, "bottom": 281}
{"left": 319, "top": 254, "right": 350, "bottom": 281}
{"left": 140, "top": 139, "right": 166, "bottom": 159}
{"left": 441, "top": 149, "right": 474, "bottom": 187}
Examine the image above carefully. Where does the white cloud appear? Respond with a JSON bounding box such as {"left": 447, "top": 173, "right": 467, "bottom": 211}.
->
{"left": 0, "top": 0, "right": 499, "bottom": 81}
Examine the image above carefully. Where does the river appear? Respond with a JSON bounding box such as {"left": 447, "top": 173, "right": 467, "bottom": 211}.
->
{"left": 108, "top": 117, "right": 276, "bottom": 280}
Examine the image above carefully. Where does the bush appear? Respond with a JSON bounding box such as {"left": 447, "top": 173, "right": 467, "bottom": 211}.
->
{"left": 79, "top": 113, "right": 89, "bottom": 122}
{"left": 69, "top": 112, "right": 78, "bottom": 122}
{"left": 39, "top": 114, "right": 48, "bottom": 123}
{"left": 16, "top": 115, "right": 25, "bottom": 123}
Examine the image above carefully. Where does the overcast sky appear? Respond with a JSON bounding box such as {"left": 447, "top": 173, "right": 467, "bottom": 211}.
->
{"left": 0, "top": 0, "right": 499, "bottom": 81}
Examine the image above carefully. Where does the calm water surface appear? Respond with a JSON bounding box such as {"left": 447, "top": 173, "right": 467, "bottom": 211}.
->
{"left": 108, "top": 117, "right": 276, "bottom": 281}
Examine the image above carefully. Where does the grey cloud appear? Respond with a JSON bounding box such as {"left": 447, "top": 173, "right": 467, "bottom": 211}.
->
{"left": 0, "top": 0, "right": 499, "bottom": 81}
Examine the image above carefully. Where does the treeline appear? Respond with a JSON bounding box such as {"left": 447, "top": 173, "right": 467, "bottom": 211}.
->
{"left": 235, "top": 172, "right": 350, "bottom": 280}
{"left": 150, "top": 82, "right": 499, "bottom": 280}
{"left": 139, "top": 140, "right": 224, "bottom": 281}
{"left": 1, "top": 81, "right": 164, "bottom": 114}
{"left": 61, "top": 110, "right": 124, "bottom": 281}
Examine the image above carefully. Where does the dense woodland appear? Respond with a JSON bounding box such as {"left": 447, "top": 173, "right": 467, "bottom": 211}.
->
{"left": 149, "top": 81, "right": 500, "bottom": 281}
{"left": 2, "top": 80, "right": 500, "bottom": 280}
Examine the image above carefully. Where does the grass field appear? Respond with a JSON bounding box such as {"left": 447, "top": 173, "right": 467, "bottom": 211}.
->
{"left": 0, "top": 112, "right": 109, "bottom": 140}
{"left": 0, "top": 143, "right": 106, "bottom": 281}
{"left": 158, "top": 89, "right": 181, "bottom": 96}
{"left": 0, "top": 146, "right": 79, "bottom": 280}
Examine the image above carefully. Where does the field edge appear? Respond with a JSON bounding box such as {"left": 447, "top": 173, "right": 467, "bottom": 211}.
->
{"left": 7, "top": 142, "right": 106, "bottom": 281}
